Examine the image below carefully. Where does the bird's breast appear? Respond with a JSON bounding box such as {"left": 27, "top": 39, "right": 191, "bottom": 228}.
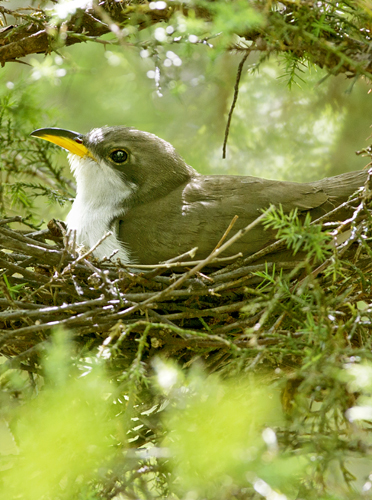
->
{"left": 66, "top": 197, "right": 130, "bottom": 263}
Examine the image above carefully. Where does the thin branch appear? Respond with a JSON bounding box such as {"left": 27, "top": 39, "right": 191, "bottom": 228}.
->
{"left": 222, "top": 50, "right": 250, "bottom": 159}
{"left": 211, "top": 215, "right": 239, "bottom": 252}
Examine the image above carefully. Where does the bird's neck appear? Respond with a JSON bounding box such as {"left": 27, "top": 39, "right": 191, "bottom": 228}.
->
{"left": 128, "top": 162, "right": 196, "bottom": 207}
{"left": 65, "top": 154, "right": 133, "bottom": 262}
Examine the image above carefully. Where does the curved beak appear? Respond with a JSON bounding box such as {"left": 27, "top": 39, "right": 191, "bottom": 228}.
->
{"left": 30, "top": 127, "right": 90, "bottom": 158}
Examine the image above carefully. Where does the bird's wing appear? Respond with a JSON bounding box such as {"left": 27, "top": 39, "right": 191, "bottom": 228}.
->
{"left": 118, "top": 170, "right": 367, "bottom": 264}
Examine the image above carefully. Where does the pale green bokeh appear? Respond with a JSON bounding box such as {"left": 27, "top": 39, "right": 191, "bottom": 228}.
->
{"left": 0, "top": 332, "right": 117, "bottom": 500}
{"left": 161, "top": 371, "right": 304, "bottom": 497}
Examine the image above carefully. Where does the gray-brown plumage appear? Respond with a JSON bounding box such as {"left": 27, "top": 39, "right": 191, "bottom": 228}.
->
{"left": 30, "top": 126, "right": 368, "bottom": 265}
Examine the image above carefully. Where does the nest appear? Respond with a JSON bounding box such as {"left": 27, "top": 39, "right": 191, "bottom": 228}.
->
{"left": 1, "top": 186, "right": 372, "bottom": 376}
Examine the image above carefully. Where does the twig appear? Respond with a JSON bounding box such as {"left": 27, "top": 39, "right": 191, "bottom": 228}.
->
{"left": 222, "top": 50, "right": 250, "bottom": 159}
{"left": 134, "top": 247, "right": 198, "bottom": 280}
{"left": 118, "top": 252, "right": 242, "bottom": 270}
{"left": 211, "top": 215, "right": 239, "bottom": 252}
{"left": 0, "top": 296, "right": 108, "bottom": 321}
{"left": 160, "top": 300, "right": 248, "bottom": 320}
{"left": 211, "top": 260, "right": 302, "bottom": 283}
{"left": 0, "top": 256, "right": 49, "bottom": 284}
{"left": 70, "top": 230, "right": 113, "bottom": 265}
{"left": 0, "top": 216, "right": 23, "bottom": 225}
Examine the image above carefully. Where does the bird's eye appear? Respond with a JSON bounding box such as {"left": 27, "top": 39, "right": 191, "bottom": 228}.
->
{"left": 110, "top": 149, "right": 128, "bottom": 164}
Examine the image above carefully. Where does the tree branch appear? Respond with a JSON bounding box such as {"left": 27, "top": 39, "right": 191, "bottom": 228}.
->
{"left": 0, "top": 1, "right": 371, "bottom": 82}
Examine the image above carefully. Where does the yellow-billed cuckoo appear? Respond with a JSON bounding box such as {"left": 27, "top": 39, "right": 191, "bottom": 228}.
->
{"left": 30, "top": 126, "right": 368, "bottom": 265}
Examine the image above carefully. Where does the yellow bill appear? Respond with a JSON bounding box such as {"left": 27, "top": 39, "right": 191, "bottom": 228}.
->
{"left": 30, "top": 127, "right": 90, "bottom": 158}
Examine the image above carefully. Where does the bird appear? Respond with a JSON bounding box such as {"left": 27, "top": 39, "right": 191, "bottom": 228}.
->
{"left": 30, "top": 126, "right": 368, "bottom": 266}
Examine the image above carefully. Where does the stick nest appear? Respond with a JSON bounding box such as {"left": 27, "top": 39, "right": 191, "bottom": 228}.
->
{"left": 1, "top": 184, "right": 372, "bottom": 376}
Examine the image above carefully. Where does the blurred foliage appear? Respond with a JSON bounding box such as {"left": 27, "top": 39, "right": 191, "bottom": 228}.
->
{"left": 0, "top": 332, "right": 117, "bottom": 500}
{"left": 3, "top": 327, "right": 372, "bottom": 499}
{"left": 0, "top": 335, "right": 291, "bottom": 500}
{"left": 2, "top": 1, "right": 372, "bottom": 499}
{"left": 0, "top": 78, "right": 74, "bottom": 223}
{"left": 162, "top": 374, "right": 291, "bottom": 497}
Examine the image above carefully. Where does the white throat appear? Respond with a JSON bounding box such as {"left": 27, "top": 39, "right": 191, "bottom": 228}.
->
{"left": 66, "top": 154, "right": 134, "bottom": 263}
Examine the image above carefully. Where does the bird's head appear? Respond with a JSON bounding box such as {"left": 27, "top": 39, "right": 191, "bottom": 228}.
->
{"left": 30, "top": 126, "right": 194, "bottom": 205}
